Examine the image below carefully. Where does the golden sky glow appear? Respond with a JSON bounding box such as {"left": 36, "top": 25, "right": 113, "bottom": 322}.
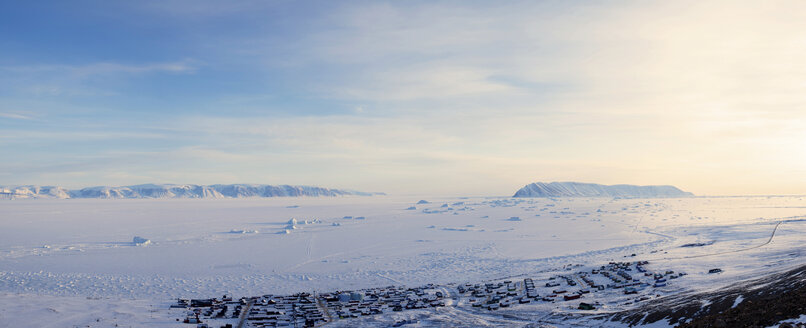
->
{"left": 1, "top": 1, "right": 805, "bottom": 195}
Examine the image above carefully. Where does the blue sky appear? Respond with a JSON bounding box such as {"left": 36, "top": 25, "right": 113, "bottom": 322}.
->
{"left": 2, "top": 1, "right": 806, "bottom": 195}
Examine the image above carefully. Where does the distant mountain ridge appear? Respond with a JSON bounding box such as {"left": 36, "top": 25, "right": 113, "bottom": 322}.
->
{"left": 513, "top": 182, "right": 693, "bottom": 198}
{"left": 0, "top": 184, "right": 385, "bottom": 199}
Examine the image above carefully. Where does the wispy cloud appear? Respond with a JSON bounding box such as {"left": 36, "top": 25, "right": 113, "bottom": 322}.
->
{"left": 0, "top": 60, "right": 198, "bottom": 97}
{"left": 133, "top": 0, "right": 270, "bottom": 19}
{"left": 1, "top": 60, "right": 198, "bottom": 77}
{"left": 3, "top": 1, "right": 806, "bottom": 195}
{"left": 0, "top": 112, "right": 34, "bottom": 120}
{"left": 329, "top": 65, "right": 516, "bottom": 101}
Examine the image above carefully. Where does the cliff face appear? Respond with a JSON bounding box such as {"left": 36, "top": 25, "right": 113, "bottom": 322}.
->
{"left": 0, "top": 184, "right": 383, "bottom": 199}
{"left": 513, "top": 182, "right": 693, "bottom": 198}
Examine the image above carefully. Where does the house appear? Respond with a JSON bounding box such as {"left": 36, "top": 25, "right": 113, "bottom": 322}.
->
{"left": 190, "top": 299, "right": 214, "bottom": 307}
{"left": 578, "top": 302, "right": 595, "bottom": 310}
{"left": 563, "top": 294, "right": 581, "bottom": 301}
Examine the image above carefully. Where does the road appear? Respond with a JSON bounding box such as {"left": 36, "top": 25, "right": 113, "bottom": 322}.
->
{"left": 236, "top": 299, "right": 255, "bottom": 328}
{"left": 314, "top": 291, "right": 333, "bottom": 327}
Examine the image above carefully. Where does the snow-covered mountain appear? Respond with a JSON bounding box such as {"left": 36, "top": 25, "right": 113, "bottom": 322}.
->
{"left": 513, "top": 182, "right": 693, "bottom": 198}
{"left": 0, "top": 184, "right": 384, "bottom": 199}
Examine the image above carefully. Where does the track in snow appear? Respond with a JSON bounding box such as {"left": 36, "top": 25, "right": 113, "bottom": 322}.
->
{"left": 659, "top": 221, "right": 783, "bottom": 261}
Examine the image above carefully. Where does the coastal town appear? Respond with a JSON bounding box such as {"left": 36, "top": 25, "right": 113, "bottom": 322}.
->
{"left": 173, "top": 260, "right": 692, "bottom": 327}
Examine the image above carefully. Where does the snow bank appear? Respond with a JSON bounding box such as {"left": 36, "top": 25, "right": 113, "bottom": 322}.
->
{"left": 229, "top": 229, "right": 258, "bottom": 234}
{"left": 132, "top": 236, "right": 151, "bottom": 246}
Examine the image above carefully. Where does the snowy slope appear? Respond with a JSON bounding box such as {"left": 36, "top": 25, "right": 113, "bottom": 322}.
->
{"left": 0, "top": 184, "right": 383, "bottom": 199}
{"left": 2, "top": 195, "right": 805, "bottom": 327}
{"left": 513, "top": 181, "right": 693, "bottom": 198}
{"left": 1, "top": 195, "right": 806, "bottom": 327}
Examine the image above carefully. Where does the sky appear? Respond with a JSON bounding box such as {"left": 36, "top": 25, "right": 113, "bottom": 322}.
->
{"left": 1, "top": 0, "right": 805, "bottom": 196}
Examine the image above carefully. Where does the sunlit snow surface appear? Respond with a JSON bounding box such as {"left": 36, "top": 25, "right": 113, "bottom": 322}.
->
{"left": 1, "top": 195, "right": 806, "bottom": 327}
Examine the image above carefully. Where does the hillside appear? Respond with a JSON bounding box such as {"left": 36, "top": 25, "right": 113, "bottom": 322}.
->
{"left": 0, "top": 184, "right": 384, "bottom": 199}
{"left": 513, "top": 181, "right": 693, "bottom": 198}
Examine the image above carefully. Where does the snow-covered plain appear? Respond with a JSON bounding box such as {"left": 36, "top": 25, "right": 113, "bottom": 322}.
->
{"left": 1, "top": 195, "right": 805, "bottom": 327}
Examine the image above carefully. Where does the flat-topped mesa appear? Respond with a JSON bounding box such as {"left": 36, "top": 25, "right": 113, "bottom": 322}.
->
{"left": 0, "top": 184, "right": 385, "bottom": 199}
{"left": 513, "top": 182, "right": 694, "bottom": 198}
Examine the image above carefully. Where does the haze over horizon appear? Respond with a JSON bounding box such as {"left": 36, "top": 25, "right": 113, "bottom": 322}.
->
{"left": 2, "top": 1, "right": 805, "bottom": 196}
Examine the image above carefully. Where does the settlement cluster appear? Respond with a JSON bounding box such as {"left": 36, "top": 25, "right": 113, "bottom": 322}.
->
{"left": 174, "top": 260, "right": 689, "bottom": 327}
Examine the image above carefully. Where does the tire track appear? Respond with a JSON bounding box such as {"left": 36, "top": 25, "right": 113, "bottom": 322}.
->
{"left": 658, "top": 221, "right": 783, "bottom": 261}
